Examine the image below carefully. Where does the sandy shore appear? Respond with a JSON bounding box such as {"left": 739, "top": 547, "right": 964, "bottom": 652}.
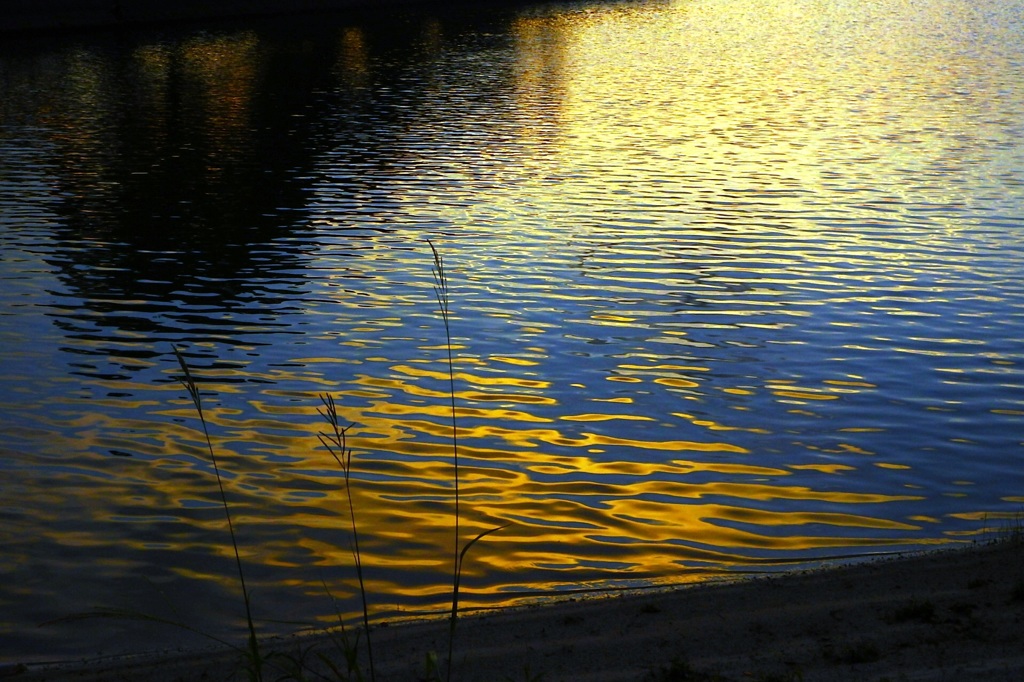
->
{"left": 9, "top": 540, "right": 1023, "bottom": 681}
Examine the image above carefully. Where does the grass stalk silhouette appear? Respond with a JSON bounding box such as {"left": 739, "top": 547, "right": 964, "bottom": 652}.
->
{"left": 318, "top": 393, "right": 376, "bottom": 682}
{"left": 429, "top": 239, "right": 462, "bottom": 681}
{"left": 428, "top": 240, "right": 510, "bottom": 682}
{"left": 173, "top": 346, "right": 264, "bottom": 682}
{"left": 318, "top": 577, "right": 369, "bottom": 681}
{"left": 428, "top": 240, "right": 460, "bottom": 656}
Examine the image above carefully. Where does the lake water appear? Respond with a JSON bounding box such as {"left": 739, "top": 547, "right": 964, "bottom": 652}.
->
{"left": 1, "top": 0, "right": 1023, "bottom": 663}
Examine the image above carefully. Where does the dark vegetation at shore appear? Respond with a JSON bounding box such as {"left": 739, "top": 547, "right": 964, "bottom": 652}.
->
{"left": 0, "top": 0, "right": 533, "bottom": 35}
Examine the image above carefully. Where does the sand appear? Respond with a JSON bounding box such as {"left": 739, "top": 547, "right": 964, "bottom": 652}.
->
{"left": 7, "top": 539, "right": 1023, "bottom": 681}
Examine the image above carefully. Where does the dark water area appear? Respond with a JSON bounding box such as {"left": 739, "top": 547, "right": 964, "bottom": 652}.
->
{"left": 1, "top": 0, "right": 1023, "bottom": 663}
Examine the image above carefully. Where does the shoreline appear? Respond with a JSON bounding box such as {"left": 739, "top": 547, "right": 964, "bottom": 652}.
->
{"left": 11, "top": 539, "right": 1024, "bottom": 681}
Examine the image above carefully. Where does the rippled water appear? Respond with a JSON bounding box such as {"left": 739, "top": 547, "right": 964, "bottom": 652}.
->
{"left": 2, "top": 0, "right": 1023, "bottom": 662}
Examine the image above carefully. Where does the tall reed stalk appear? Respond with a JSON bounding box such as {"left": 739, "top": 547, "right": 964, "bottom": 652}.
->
{"left": 173, "top": 346, "right": 263, "bottom": 682}
{"left": 428, "top": 240, "right": 509, "bottom": 682}
{"left": 429, "top": 244, "right": 460, "bottom": 611}
{"left": 318, "top": 394, "right": 376, "bottom": 682}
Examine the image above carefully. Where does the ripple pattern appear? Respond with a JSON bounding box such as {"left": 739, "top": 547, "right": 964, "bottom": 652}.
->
{"left": 1, "top": 0, "right": 1023, "bottom": 661}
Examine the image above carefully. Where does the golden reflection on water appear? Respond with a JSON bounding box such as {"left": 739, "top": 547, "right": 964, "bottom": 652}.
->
{"left": 89, "top": 352, "right": 933, "bottom": 619}
{"left": 509, "top": 0, "right": 1004, "bottom": 235}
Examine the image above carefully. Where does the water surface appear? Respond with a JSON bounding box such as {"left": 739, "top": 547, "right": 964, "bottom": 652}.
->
{"left": 1, "top": 0, "right": 1023, "bottom": 662}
